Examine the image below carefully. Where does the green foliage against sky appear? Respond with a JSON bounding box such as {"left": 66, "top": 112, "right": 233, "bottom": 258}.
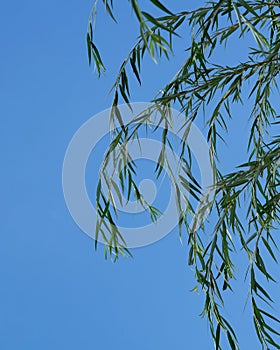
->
{"left": 87, "top": 1, "right": 280, "bottom": 349}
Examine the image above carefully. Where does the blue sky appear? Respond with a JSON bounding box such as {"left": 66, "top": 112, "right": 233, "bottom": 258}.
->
{"left": 1, "top": 1, "right": 279, "bottom": 349}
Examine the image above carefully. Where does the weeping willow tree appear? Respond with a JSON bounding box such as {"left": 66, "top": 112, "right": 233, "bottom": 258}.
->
{"left": 87, "top": 1, "right": 280, "bottom": 349}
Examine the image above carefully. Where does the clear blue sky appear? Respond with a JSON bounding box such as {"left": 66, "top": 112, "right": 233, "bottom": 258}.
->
{"left": 1, "top": 1, "right": 279, "bottom": 349}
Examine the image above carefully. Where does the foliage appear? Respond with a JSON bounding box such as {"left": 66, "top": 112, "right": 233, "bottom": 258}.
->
{"left": 87, "top": 1, "right": 280, "bottom": 349}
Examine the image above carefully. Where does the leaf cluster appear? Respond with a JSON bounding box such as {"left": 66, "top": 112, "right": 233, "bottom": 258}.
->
{"left": 87, "top": 1, "right": 280, "bottom": 349}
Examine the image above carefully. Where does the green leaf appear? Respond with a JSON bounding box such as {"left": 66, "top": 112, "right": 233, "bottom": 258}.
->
{"left": 227, "top": 331, "right": 236, "bottom": 350}
{"left": 262, "top": 237, "right": 278, "bottom": 263}
{"left": 130, "top": 54, "right": 141, "bottom": 85}
{"left": 87, "top": 33, "right": 92, "bottom": 65}
{"left": 150, "top": 0, "right": 174, "bottom": 15}
{"left": 102, "top": 0, "right": 117, "bottom": 22}
{"left": 215, "top": 324, "right": 221, "bottom": 350}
